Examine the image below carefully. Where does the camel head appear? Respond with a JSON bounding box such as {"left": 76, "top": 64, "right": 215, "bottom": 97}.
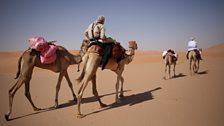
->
{"left": 125, "top": 41, "right": 137, "bottom": 56}
{"left": 128, "top": 41, "right": 138, "bottom": 50}
{"left": 122, "top": 41, "right": 137, "bottom": 64}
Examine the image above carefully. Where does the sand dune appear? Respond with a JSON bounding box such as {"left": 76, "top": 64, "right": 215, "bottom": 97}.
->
{"left": 0, "top": 43, "right": 224, "bottom": 126}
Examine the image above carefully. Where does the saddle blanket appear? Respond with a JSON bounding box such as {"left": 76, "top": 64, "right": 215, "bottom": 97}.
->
{"left": 88, "top": 41, "right": 124, "bottom": 70}
{"left": 28, "top": 37, "right": 57, "bottom": 64}
{"left": 162, "top": 50, "right": 178, "bottom": 59}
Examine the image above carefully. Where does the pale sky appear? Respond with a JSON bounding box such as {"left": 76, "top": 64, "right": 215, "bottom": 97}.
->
{"left": 0, "top": 0, "right": 224, "bottom": 51}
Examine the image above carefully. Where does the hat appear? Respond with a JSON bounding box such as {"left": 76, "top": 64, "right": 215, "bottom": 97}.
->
{"left": 96, "top": 15, "right": 105, "bottom": 23}
{"left": 190, "top": 37, "right": 195, "bottom": 40}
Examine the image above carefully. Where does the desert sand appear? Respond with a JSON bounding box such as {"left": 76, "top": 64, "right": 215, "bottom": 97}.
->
{"left": 0, "top": 43, "right": 224, "bottom": 126}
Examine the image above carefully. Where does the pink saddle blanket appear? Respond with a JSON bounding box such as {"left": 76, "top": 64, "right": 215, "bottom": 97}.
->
{"left": 28, "top": 37, "right": 57, "bottom": 64}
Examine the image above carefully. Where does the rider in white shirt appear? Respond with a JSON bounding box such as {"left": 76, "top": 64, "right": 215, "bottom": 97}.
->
{"left": 188, "top": 39, "right": 198, "bottom": 51}
{"left": 186, "top": 37, "right": 202, "bottom": 60}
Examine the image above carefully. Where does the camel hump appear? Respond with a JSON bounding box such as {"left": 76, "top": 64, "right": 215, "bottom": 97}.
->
{"left": 56, "top": 46, "right": 66, "bottom": 51}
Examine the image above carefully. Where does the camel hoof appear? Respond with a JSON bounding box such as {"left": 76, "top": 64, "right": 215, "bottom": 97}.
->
{"left": 5, "top": 114, "right": 10, "bottom": 121}
{"left": 54, "top": 104, "right": 59, "bottom": 109}
{"left": 100, "top": 103, "right": 107, "bottom": 108}
{"left": 69, "top": 98, "right": 77, "bottom": 103}
{"left": 34, "top": 107, "right": 42, "bottom": 111}
{"left": 119, "top": 94, "right": 124, "bottom": 98}
{"left": 77, "top": 114, "right": 85, "bottom": 118}
{"left": 116, "top": 99, "right": 122, "bottom": 104}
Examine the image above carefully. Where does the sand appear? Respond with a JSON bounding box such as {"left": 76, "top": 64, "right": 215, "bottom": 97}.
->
{"left": 0, "top": 43, "right": 224, "bottom": 126}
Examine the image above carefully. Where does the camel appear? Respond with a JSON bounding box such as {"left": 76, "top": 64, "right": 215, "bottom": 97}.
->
{"left": 5, "top": 46, "right": 82, "bottom": 121}
{"left": 188, "top": 50, "right": 200, "bottom": 75}
{"left": 76, "top": 40, "right": 137, "bottom": 118}
{"left": 164, "top": 52, "right": 177, "bottom": 79}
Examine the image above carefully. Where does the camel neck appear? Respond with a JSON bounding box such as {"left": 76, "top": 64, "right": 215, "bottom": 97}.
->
{"left": 69, "top": 54, "right": 82, "bottom": 65}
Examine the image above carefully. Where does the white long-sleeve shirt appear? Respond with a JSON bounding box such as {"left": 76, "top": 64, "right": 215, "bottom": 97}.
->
{"left": 85, "top": 22, "right": 106, "bottom": 41}
{"left": 187, "top": 40, "right": 198, "bottom": 51}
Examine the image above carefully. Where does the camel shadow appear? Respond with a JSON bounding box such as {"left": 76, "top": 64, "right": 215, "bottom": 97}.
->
{"left": 7, "top": 90, "right": 131, "bottom": 121}
{"left": 57, "top": 90, "right": 132, "bottom": 109}
{"left": 163, "top": 73, "right": 187, "bottom": 80}
{"left": 8, "top": 86, "right": 162, "bottom": 120}
{"left": 172, "top": 73, "right": 187, "bottom": 79}
{"left": 85, "top": 87, "right": 162, "bottom": 117}
{"left": 197, "top": 70, "right": 208, "bottom": 75}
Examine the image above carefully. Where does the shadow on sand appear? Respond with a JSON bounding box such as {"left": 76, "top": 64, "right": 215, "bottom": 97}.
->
{"left": 8, "top": 87, "right": 161, "bottom": 120}
{"left": 85, "top": 87, "right": 162, "bottom": 117}
{"left": 7, "top": 90, "right": 132, "bottom": 121}
{"left": 197, "top": 70, "right": 208, "bottom": 75}
{"left": 163, "top": 73, "right": 187, "bottom": 80}
{"left": 172, "top": 73, "right": 187, "bottom": 79}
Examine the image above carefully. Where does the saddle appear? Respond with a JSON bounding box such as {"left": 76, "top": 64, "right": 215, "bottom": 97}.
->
{"left": 163, "top": 49, "right": 177, "bottom": 61}
{"left": 28, "top": 37, "right": 57, "bottom": 64}
{"left": 88, "top": 41, "right": 124, "bottom": 70}
{"left": 194, "top": 49, "right": 202, "bottom": 60}
{"left": 167, "top": 49, "right": 175, "bottom": 54}
{"left": 187, "top": 49, "right": 202, "bottom": 60}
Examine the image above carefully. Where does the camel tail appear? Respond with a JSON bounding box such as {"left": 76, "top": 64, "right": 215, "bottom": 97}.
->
{"left": 15, "top": 55, "right": 22, "bottom": 79}
{"left": 77, "top": 63, "right": 80, "bottom": 72}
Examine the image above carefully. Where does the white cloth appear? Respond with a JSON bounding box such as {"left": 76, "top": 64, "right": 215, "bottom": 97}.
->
{"left": 85, "top": 23, "right": 106, "bottom": 41}
{"left": 162, "top": 50, "right": 178, "bottom": 58}
{"left": 187, "top": 40, "right": 198, "bottom": 51}
{"left": 162, "top": 51, "right": 167, "bottom": 57}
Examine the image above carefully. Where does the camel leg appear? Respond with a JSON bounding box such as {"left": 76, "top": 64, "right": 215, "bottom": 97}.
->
{"left": 5, "top": 76, "right": 25, "bottom": 121}
{"left": 173, "top": 63, "right": 176, "bottom": 77}
{"left": 168, "top": 64, "right": 171, "bottom": 79}
{"left": 77, "top": 77, "right": 90, "bottom": 118}
{"left": 91, "top": 74, "right": 107, "bottom": 107}
{"left": 64, "top": 71, "right": 77, "bottom": 102}
{"left": 77, "top": 53, "right": 101, "bottom": 118}
{"left": 197, "top": 60, "right": 200, "bottom": 73}
{"left": 116, "top": 67, "right": 125, "bottom": 98}
{"left": 119, "top": 75, "right": 124, "bottom": 98}
{"left": 189, "top": 59, "right": 192, "bottom": 75}
{"left": 164, "top": 64, "right": 167, "bottom": 79}
{"left": 115, "top": 73, "right": 121, "bottom": 103}
{"left": 24, "top": 77, "right": 41, "bottom": 111}
{"left": 54, "top": 71, "right": 65, "bottom": 108}
{"left": 193, "top": 59, "right": 197, "bottom": 74}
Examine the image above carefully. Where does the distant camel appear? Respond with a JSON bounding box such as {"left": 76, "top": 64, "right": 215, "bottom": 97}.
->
{"left": 76, "top": 40, "right": 137, "bottom": 118}
{"left": 164, "top": 52, "right": 177, "bottom": 79}
{"left": 188, "top": 50, "right": 200, "bottom": 75}
{"left": 5, "top": 46, "right": 82, "bottom": 121}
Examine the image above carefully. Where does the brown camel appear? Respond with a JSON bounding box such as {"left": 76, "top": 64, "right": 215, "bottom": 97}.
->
{"left": 76, "top": 40, "right": 137, "bottom": 118}
{"left": 188, "top": 50, "right": 200, "bottom": 75}
{"left": 164, "top": 52, "right": 178, "bottom": 79}
{"left": 5, "top": 46, "right": 82, "bottom": 121}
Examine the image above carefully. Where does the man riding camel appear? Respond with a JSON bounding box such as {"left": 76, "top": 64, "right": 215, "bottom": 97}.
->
{"left": 84, "top": 15, "right": 115, "bottom": 43}
{"left": 84, "top": 15, "right": 120, "bottom": 70}
{"left": 186, "top": 37, "right": 202, "bottom": 60}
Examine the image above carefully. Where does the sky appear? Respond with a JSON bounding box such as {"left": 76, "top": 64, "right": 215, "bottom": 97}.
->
{"left": 0, "top": 0, "right": 224, "bottom": 51}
